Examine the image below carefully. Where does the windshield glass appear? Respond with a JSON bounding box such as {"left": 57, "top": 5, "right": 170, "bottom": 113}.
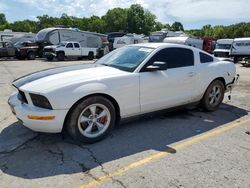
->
{"left": 149, "top": 35, "right": 163, "bottom": 42}
{"left": 95, "top": 46, "right": 154, "bottom": 72}
{"left": 14, "top": 42, "right": 23, "bottom": 48}
{"left": 57, "top": 42, "right": 66, "bottom": 47}
{"left": 215, "top": 44, "right": 232, "bottom": 50}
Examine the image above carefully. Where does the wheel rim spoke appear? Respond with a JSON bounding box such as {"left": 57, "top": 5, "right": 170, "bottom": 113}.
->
{"left": 89, "top": 106, "right": 96, "bottom": 116}
{"left": 210, "top": 97, "right": 215, "bottom": 104}
{"left": 97, "top": 110, "right": 107, "bottom": 119}
{"left": 80, "top": 115, "right": 90, "bottom": 122}
{"left": 96, "top": 122, "right": 105, "bottom": 130}
{"left": 215, "top": 89, "right": 220, "bottom": 95}
{"left": 84, "top": 123, "right": 93, "bottom": 133}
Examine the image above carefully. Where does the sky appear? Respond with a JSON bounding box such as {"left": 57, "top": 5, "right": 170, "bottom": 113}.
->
{"left": 0, "top": 0, "right": 249, "bottom": 29}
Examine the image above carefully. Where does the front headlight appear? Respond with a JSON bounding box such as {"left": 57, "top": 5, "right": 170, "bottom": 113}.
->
{"left": 30, "top": 93, "right": 53, "bottom": 109}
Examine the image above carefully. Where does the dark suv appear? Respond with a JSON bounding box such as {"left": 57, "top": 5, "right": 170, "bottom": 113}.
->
{"left": 15, "top": 41, "right": 39, "bottom": 60}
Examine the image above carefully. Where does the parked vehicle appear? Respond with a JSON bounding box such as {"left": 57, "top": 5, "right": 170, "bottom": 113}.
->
{"left": 214, "top": 39, "right": 234, "bottom": 58}
{"left": 0, "top": 41, "right": 15, "bottom": 58}
{"left": 15, "top": 41, "right": 39, "bottom": 60}
{"left": 107, "top": 32, "right": 126, "bottom": 51}
{"left": 96, "top": 34, "right": 109, "bottom": 58}
{"left": 8, "top": 43, "right": 238, "bottom": 143}
{"left": 149, "top": 29, "right": 184, "bottom": 42}
{"left": 10, "top": 34, "right": 36, "bottom": 44}
{"left": 164, "top": 37, "right": 216, "bottom": 54}
{"left": 113, "top": 34, "right": 145, "bottom": 49}
{"left": 163, "top": 36, "right": 203, "bottom": 50}
{"left": 230, "top": 38, "right": 250, "bottom": 62}
{"left": 96, "top": 42, "right": 109, "bottom": 58}
{"left": 0, "top": 29, "right": 35, "bottom": 43}
{"left": 43, "top": 41, "right": 97, "bottom": 61}
{"left": 36, "top": 27, "right": 102, "bottom": 57}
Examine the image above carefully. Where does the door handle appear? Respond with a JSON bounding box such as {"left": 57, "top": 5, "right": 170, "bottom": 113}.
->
{"left": 188, "top": 72, "right": 196, "bottom": 77}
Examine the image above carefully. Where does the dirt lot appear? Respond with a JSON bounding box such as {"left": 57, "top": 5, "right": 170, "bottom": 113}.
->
{"left": 0, "top": 59, "right": 250, "bottom": 188}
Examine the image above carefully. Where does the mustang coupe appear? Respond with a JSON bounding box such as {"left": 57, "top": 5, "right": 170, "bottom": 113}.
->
{"left": 8, "top": 43, "right": 238, "bottom": 143}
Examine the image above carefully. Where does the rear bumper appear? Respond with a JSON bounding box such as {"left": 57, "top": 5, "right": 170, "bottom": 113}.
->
{"left": 8, "top": 92, "right": 68, "bottom": 133}
{"left": 226, "top": 74, "right": 239, "bottom": 92}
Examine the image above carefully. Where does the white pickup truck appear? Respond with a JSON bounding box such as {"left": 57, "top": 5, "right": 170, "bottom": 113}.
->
{"left": 43, "top": 41, "right": 97, "bottom": 61}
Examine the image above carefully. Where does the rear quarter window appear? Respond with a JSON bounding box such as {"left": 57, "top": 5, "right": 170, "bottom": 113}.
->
{"left": 200, "top": 52, "right": 214, "bottom": 63}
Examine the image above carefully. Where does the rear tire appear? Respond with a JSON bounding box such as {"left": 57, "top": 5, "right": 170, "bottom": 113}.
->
{"left": 27, "top": 51, "right": 35, "bottom": 60}
{"left": 66, "top": 96, "right": 116, "bottom": 143}
{"left": 201, "top": 80, "right": 225, "bottom": 111}
{"left": 57, "top": 52, "right": 65, "bottom": 61}
{"left": 88, "top": 52, "right": 94, "bottom": 60}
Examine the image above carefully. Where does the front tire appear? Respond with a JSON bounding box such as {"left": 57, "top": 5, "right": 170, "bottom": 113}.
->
{"left": 27, "top": 51, "right": 35, "bottom": 60}
{"left": 46, "top": 56, "right": 54, "bottom": 61}
{"left": 201, "top": 80, "right": 225, "bottom": 111}
{"left": 57, "top": 52, "right": 65, "bottom": 61}
{"left": 66, "top": 96, "right": 116, "bottom": 143}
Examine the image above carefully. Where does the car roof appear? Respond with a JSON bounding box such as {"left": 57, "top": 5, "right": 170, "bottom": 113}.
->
{"left": 216, "top": 39, "right": 234, "bottom": 44}
{"left": 61, "top": 41, "right": 79, "bottom": 43}
{"left": 233, "top": 38, "right": 250, "bottom": 41}
{"left": 130, "top": 42, "right": 197, "bottom": 50}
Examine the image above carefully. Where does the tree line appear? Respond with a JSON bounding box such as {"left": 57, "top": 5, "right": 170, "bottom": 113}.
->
{"left": 0, "top": 4, "right": 182, "bottom": 35}
{"left": 0, "top": 3, "right": 250, "bottom": 39}
{"left": 187, "top": 23, "right": 250, "bottom": 39}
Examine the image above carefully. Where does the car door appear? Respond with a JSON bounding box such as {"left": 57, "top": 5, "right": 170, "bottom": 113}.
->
{"left": 73, "top": 43, "right": 81, "bottom": 56}
{"left": 139, "top": 47, "right": 198, "bottom": 114}
{"left": 65, "top": 43, "right": 74, "bottom": 56}
{"left": 0, "top": 42, "right": 6, "bottom": 57}
{"left": 0, "top": 42, "right": 9, "bottom": 57}
{"left": 6, "top": 42, "right": 15, "bottom": 56}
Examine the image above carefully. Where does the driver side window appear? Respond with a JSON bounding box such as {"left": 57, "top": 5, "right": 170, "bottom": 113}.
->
{"left": 66, "top": 43, "right": 73, "bottom": 48}
{"left": 141, "top": 47, "right": 194, "bottom": 72}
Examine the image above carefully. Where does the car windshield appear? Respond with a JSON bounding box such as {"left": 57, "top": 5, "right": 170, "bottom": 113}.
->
{"left": 215, "top": 44, "right": 232, "bottom": 50}
{"left": 149, "top": 35, "right": 163, "bottom": 42}
{"left": 57, "top": 42, "right": 66, "bottom": 47}
{"left": 14, "top": 42, "right": 23, "bottom": 48}
{"left": 95, "top": 46, "right": 154, "bottom": 72}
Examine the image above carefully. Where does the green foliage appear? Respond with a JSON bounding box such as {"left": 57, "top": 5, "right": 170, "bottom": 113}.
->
{"left": 102, "top": 8, "right": 128, "bottom": 32}
{"left": 171, "top": 22, "right": 184, "bottom": 31}
{"left": 0, "top": 8, "right": 250, "bottom": 39}
{"left": 0, "top": 5, "right": 159, "bottom": 35}
{"left": 0, "top": 13, "right": 7, "bottom": 25}
{"left": 187, "top": 22, "right": 250, "bottom": 39}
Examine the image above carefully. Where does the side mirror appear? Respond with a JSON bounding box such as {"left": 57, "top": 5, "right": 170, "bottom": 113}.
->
{"left": 146, "top": 61, "right": 168, "bottom": 71}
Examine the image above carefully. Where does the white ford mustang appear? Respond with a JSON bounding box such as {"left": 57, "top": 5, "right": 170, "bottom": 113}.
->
{"left": 8, "top": 43, "right": 238, "bottom": 143}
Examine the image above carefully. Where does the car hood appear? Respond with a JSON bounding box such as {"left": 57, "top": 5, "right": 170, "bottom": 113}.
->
{"left": 44, "top": 45, "right": 57, "bottom": 49}
{"left": 13, "top": 64, "right": 129, "bottom": 93}
{"left": 214, "top": 49, "right": 230, "bottom": 53}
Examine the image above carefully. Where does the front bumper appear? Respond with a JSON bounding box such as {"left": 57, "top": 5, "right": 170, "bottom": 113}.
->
{"left": 226, "top": 74, "right": 239, "bottom": 92}
{"left": 43, "top": 52, "right": 56, "bottom": 57}
{"left": 8, "top": 92, "right": 68, "bottom": 133}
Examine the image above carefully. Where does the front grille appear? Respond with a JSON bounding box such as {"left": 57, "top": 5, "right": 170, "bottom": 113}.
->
{"left": 43, "top": 48, "right": 54, "bottom": 53}
{"left": 214, "top": 52, "right": 230, "bottom": 57}
{"left": 18, "top": 90, "right": 28, "bottom": 104}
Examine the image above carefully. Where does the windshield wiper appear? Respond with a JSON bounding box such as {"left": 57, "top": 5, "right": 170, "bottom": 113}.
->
{"left": 101, "top": 63, "right": 110, "bottom": 66}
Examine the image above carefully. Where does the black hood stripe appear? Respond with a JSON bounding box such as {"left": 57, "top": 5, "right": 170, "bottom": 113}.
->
{"left": 13, "top": 63, "right": 99, "bottom": 88}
